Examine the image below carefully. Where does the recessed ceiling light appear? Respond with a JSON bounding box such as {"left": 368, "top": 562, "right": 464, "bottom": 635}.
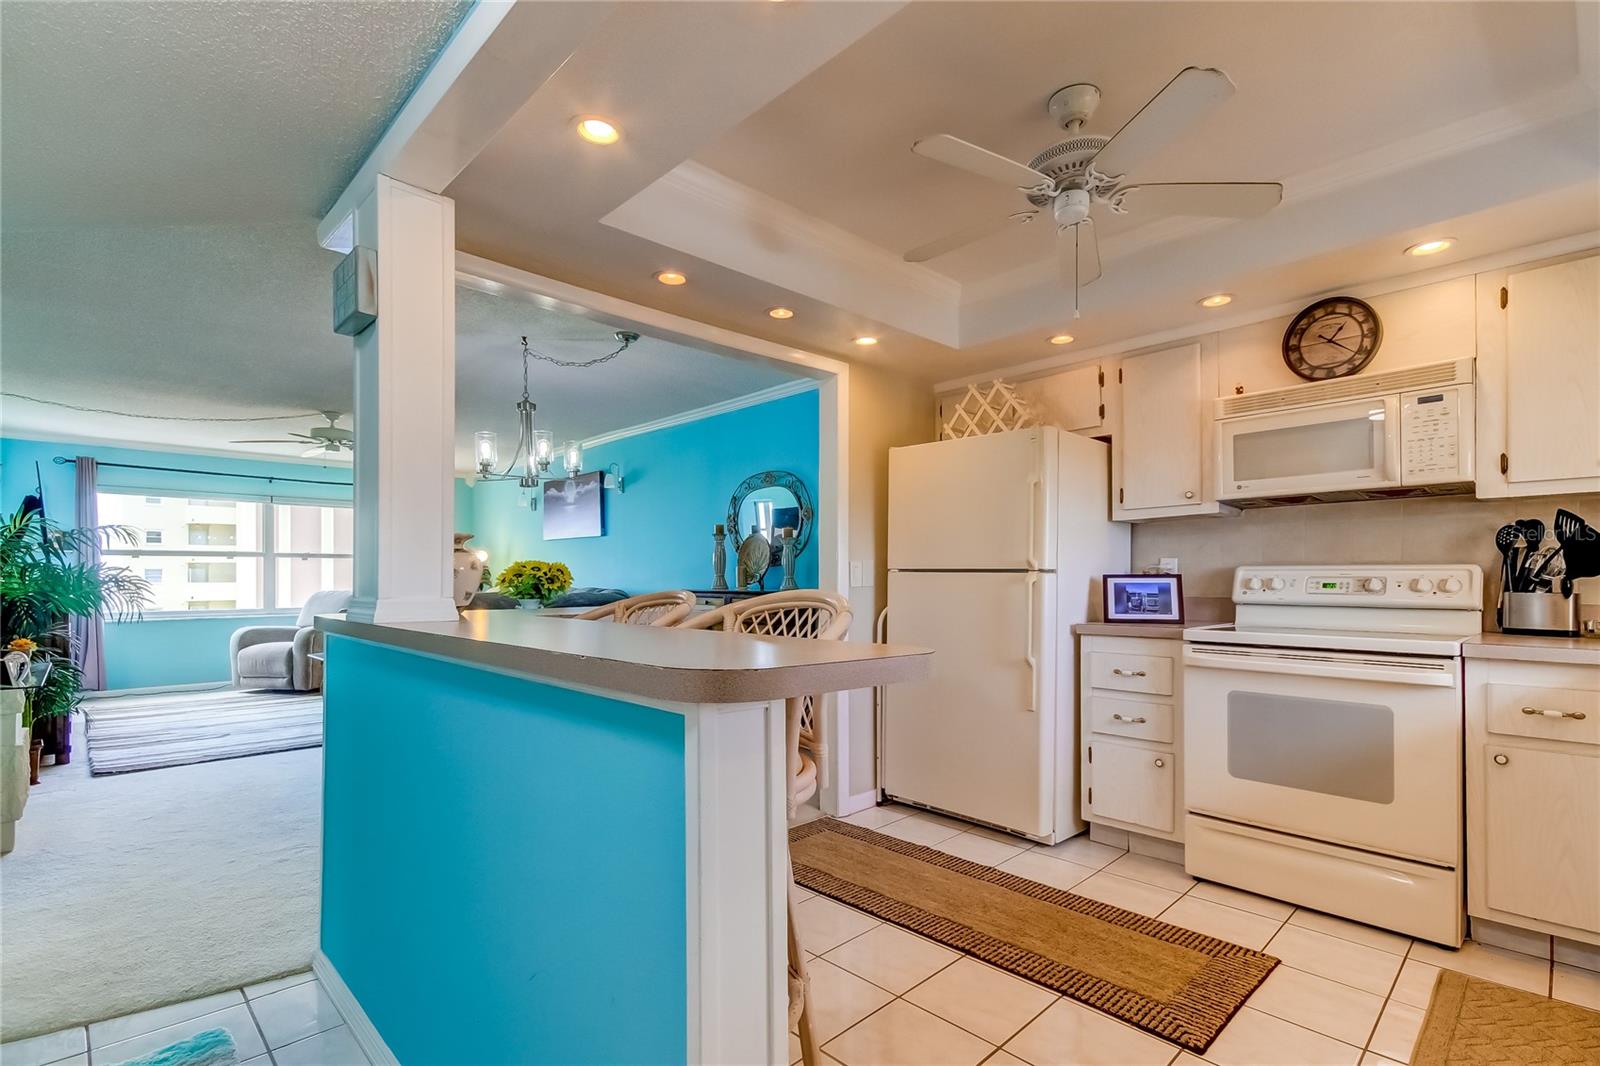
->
{"left": 654, "top": 271, "right": 687, "bottom": 286}
{"left": 1198, "top": 293, "right": 1233, "bottom": 308}
{"left": 852, "top": 335, "right": 879, "bottom": 346}
{"left": 1049, "top": 334, "right": 1074, "bottom": 345}
{"left": 574, "top": 116, "right": 621, "bottom": 145}
{"left": 1404, "top": 238, "right": 1455, "bottom": 257}
{"left": 767, "top": 307, "right": 795, "bottom": 320}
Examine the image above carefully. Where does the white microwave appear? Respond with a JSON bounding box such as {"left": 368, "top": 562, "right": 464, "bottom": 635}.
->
{"left": 1215, "top": 359, "right": 1474, "bottom": 502}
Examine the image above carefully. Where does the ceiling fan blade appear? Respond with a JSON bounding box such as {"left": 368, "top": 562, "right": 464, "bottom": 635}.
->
{"left": 1090, "top": 67, "right": 1235, "bottom": 180}
{"left": 230, "top": 438, "right": 302, "bottom": 444}
{"left": 912, "top": 134, "right": 1051, "bottom": 190}
{"left": 903, "top": 211, "right": 1036, "bottom": 263}
{"left": 1116, "top": 181, "right": 1282, "bottom": 218}
{"left": 1058, "top": 219, "right": 1102, "bottom": 289}
{"left": 301, "top": 446, "right": 330, "bottom": 458}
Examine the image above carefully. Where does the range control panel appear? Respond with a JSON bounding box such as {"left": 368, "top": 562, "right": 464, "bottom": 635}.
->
{"left": 1232, "top": 565, "right": 1482, "bottom": 608}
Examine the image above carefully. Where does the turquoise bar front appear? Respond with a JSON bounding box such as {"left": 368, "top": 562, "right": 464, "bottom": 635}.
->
{"left": 320, "top": 635, "right": 688, "bottom": 1064}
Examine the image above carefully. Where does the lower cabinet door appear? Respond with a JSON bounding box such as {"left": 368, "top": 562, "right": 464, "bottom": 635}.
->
{"left": 1483, "top": 744, "right": 1600, "bottom": 933}
{"left": 1090, "top": 740, "right": 1175, "bottom": 834}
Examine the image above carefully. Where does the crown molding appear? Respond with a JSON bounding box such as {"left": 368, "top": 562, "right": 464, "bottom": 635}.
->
{"left": 935, "top": 230, "right": 1600, "bottom": 392}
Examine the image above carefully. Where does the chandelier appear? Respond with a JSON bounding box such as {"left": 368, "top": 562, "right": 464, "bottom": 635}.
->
{"left": 472, "top": 330, "right": 639, "bottom": 506}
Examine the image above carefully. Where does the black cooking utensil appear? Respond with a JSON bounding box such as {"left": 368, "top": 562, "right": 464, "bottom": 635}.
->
{"left": 1494, "top": 524, "right": 1520, "bottom": 596}
{"left": 1554, "top": 509, "right": 1600, "bottom": 598}
{"left": 1514, "top": 518, "right": 1546, "bottom": 591}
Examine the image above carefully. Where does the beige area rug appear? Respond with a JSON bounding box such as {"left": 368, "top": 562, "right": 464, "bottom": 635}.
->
{"left": 83, "top": 689, "right": 321, "bottom": 774}
{"left": 1415, "top": 969, "right": 1600, "bottom": 1065}
{"left": 789, "top": 818, "right": 1277, "bottom": 1052}
{"left": 0, "top": 715, "right": 318, "bottom": 1041}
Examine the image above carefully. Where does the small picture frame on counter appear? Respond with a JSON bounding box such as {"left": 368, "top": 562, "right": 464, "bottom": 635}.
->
{"left": 1103, "top": 574, "right": 1185, "bottom": 624}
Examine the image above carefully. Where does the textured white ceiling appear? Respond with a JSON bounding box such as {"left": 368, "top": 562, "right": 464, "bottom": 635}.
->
{"left": 0, "top": 0, "right": 468, "bottom": 229}
{"left": 0, "top": 219, "right": 803, "bottom": 465}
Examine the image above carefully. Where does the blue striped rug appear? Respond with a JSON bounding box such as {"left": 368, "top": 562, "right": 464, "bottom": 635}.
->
{"left": 83, "top": 689, "right": 321, "bottom": 775}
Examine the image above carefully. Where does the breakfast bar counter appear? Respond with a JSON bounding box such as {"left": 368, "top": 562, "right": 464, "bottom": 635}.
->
{"left": 313, "top": 611, "right": 929, "bottom": 1066}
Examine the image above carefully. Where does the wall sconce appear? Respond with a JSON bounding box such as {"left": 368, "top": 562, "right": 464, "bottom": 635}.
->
{"left": 603, "top": 462, "right": 625, "bottom": 493}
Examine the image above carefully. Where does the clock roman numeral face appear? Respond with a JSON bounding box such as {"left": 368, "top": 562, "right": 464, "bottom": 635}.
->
{"left": 1283, "top": 297, "right": 1382, "bottom": 380}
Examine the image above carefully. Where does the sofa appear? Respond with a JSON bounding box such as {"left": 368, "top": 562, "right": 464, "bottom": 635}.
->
{"left": 230, "top": 589, "right": 352, "bottom": 691}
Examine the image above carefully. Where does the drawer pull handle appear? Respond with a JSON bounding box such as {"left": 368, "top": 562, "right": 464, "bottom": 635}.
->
{"left": 1493, "top": 753, "right": 1510, "bottom": 766}
{"left": 1112, "top": 713, "right": 1148, "bottom": 724}
{"left": 1112, "top": 668, "right": 1147, "bottom": 677}
{"left": 1521, "top": 706, "right": 1586, "bottom": 720}
{"left": 1153, "top": 758, "right": 1166, "bottom": 768}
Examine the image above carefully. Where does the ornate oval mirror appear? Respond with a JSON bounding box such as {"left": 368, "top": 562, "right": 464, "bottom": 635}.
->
{"left": 727, "top": 470, "right": 813, "bottom": 568}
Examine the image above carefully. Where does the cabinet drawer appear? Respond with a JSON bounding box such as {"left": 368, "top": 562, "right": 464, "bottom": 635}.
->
{"left": 1486, "top": 684, "right": 1600, "bottom": 746}
{"left": 1089, "top": 651, "right": 1173, "bottom": 696}
{"left": 1089, "top": 695, "right": 1174, "bottom": 744}
{"left": 1089, "top": 740, "right": 1175, "bottom": 833}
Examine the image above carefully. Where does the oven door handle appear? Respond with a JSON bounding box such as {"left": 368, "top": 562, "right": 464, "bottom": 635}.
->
{"left": 1183, "top": 644, "right": 1456, "bottom": 687}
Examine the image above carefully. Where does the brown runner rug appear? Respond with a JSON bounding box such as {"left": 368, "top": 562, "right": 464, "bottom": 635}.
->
{"left": 790, "top": 818, "right": 1277, "bottom": 1052}
{"left": 1414, "top": 969, "right": 1600, "bottom": 1065}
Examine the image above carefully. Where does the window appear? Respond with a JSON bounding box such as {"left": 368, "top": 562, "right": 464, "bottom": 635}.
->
{"left": 98, "top": 492, "right": 352, "bottom": 614}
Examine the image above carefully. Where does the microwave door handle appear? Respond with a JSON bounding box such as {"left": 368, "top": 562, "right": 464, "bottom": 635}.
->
{"left": 1382, "top": 398, "right": 1402, "bottom": 483}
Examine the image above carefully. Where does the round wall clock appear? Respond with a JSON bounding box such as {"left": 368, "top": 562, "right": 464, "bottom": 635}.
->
{"left": 1281, "top": 296, "right": 1382, "bottom": 381}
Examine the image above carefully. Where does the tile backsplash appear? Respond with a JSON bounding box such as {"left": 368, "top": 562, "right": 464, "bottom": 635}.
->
{"left": 1130, "top": 492, "right": 1600, "bottom": 629}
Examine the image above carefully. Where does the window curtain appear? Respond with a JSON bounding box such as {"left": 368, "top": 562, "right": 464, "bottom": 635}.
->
{"left": 69, "top": 456, "right": 106, "bottom": 691}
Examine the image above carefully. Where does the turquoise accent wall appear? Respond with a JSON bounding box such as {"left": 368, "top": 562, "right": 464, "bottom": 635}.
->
{"left": 0, "top": 437, "right": 352, "bottom": 690}
{"left": 321, "top": 635, "right": 687, "bottom": 1065}
{"left": 457, "top": 388, "right": 819, "bottom": 593}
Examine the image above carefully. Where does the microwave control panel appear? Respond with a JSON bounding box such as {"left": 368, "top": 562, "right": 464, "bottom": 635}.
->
{"left": 1401, "top": 385, "right": 1472, "bottom": 484}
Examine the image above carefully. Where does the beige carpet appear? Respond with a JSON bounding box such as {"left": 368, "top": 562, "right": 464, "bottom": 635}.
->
{"left": 790, "top": 818, "right": 1277, "bottom": 1053}
{"left": 1415, "top": 969, "right": 1600, "bottom": 1065}
{"left": 0, "top": 710, "right": 319, "bottom": 1041}
{"left": 83, "top": 689, "right": 322, "bottom": 775}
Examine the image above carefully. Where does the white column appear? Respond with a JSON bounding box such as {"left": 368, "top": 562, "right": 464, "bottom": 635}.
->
{"left": 348, "top": 175, "right": 458, "bottom": 624}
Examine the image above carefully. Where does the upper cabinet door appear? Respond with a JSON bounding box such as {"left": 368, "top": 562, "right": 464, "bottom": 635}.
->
{"left": 889, "top": 428, "right": 1057, "bottom": 571}
{"left": 1114, "top": 342, "right": 1220, "bottom": 519}
{"left": 1477, "top": 253, "right": 1600, "bottom": 498}
{"left": 1506, "top": 257, "right": 1600, "bottom": 486}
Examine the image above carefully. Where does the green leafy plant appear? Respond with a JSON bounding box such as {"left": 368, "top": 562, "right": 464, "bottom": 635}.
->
{"left": 495, "top": 559, "right": 573, "bottom": 604}
{"left": 0, "top": 505, "right": 152, "bottom": 719}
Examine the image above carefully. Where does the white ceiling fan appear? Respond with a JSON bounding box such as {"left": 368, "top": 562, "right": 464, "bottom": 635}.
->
{"left": 232, "top": 411, "right": 354, "bottom": 457}
{"left": 906, "top": 67, "right": 1283, "bottom": 316}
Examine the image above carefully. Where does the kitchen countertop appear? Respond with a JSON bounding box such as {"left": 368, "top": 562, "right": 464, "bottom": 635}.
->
{"left": 1464, "top": 632, "right": 1600, "bottom": 666}
{"left": 1074, "top": 596, "right": 1234, "bottom": 641}
{"left": 318, "top": 610, "right": 932, "bottom": 704}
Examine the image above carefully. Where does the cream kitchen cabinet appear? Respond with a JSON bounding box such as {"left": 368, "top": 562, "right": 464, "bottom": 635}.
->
{"left": 1474, "top": 252, "right": 1600, "bottom": 498}
{"left": 1112, "top": 339, "right": 1231, "bottom": 521}
{"left": 1466, "top": 647, "right": 1600, "bottom": 945}
{"left": 1080, "top": 634, "right": 1184, "bottom": 842}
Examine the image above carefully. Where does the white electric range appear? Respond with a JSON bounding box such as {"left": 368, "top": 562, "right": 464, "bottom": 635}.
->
{"left": 1183, "top": 564, "right": 1483, "bottom": 947}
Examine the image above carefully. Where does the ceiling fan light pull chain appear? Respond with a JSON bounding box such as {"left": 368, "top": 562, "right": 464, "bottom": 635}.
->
{"left": 1073, "top": 225, "right": 1082, "bottom": 320}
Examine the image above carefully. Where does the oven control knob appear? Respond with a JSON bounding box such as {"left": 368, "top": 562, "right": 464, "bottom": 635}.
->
{"left": 1362, "top": 578, "right": 1385, "bottom": 593}
{"left": 1438, "top": 577, "right": 1463, "bottom": 594}
{"left": 1243, "top": 577, "right": 1264, "bottom": 591}
{"left": 1409, "top": 578, "right": 1435, "bottom": 594}
{"left": 1266, "top": 577, "right": 1287, "bottom": 591}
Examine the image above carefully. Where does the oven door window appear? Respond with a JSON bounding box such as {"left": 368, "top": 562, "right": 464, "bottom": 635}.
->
{"left": 1227, "top": 691, "right": 1394, "bottom": 804}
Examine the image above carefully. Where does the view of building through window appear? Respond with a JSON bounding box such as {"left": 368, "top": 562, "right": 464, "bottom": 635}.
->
{"left": 97, "top": 493, "right": 352, "bottom": 613}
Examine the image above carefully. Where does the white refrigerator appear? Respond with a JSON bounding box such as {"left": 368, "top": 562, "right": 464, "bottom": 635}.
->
{"left": 883, "top": 426, "right": 1128, "bottom": 843}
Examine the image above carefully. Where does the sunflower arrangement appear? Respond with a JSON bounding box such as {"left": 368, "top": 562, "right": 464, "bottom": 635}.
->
{"left": 495, "top": 560, "right": 574, "bottom": 605}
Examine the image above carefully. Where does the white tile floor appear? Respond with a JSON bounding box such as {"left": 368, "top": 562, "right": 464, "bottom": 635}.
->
{"left": 1, "top": 972, "right": 365, "bottom": 1066}
{"left": 805, "top": 804, "right": 1597, "bottom": 1066}
{"left": 7, "top": 803, "right": 1595, "bottom": 1066}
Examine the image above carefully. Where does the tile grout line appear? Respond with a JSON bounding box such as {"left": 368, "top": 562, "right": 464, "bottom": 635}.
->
{"left": 1364, "top": 940, "right": 1414, "bottom": 1054}
{"left": 241, "top": 983, "right": 275, "bottom": 1063}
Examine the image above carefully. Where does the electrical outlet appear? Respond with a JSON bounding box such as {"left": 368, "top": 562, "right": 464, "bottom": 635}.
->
{"left": 1159, "top": 557, "right": 1180, "bottom": 574}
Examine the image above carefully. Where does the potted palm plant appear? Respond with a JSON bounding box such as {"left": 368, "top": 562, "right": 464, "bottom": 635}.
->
{"left": 0, "top": 505, "right": 151, "bottom": 777}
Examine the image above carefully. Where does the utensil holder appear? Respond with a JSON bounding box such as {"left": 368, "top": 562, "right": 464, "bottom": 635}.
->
{"left": 1499, "top": 591, "right": 1581, "bottom": 637}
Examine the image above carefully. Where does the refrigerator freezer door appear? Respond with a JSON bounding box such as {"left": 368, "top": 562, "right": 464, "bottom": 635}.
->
{"left": 888, "top": 429, "right": 1057, "bottom": 571}
{"left": 883, "top": 570, "right": 1058, "bottom": 837}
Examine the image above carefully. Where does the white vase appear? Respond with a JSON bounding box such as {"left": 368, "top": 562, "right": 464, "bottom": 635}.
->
{"left": 517, "top": 599, "right": 544, "bottom": 611}
{"left": 452, "top": 533, "right": 483, "bottom": 608}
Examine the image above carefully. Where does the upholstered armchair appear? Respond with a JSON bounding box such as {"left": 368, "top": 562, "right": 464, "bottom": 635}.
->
{"left": 230, "top": 589, "right": 352, "bottom": 691}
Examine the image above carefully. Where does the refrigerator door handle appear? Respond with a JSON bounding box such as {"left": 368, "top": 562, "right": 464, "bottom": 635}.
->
{"left": 1024, "top": 574, "right": 1039, "bottom": 712}
{"left": 1025, "top": 476, "right": 1042, "bottom": 570}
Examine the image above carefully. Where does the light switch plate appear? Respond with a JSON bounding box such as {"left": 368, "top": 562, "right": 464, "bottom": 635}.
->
{"left": 1159, "top": 557, "right": 1180, "bottom": 574}
{"left": 849, "top": 560, "right": 866, "bottom": 587}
